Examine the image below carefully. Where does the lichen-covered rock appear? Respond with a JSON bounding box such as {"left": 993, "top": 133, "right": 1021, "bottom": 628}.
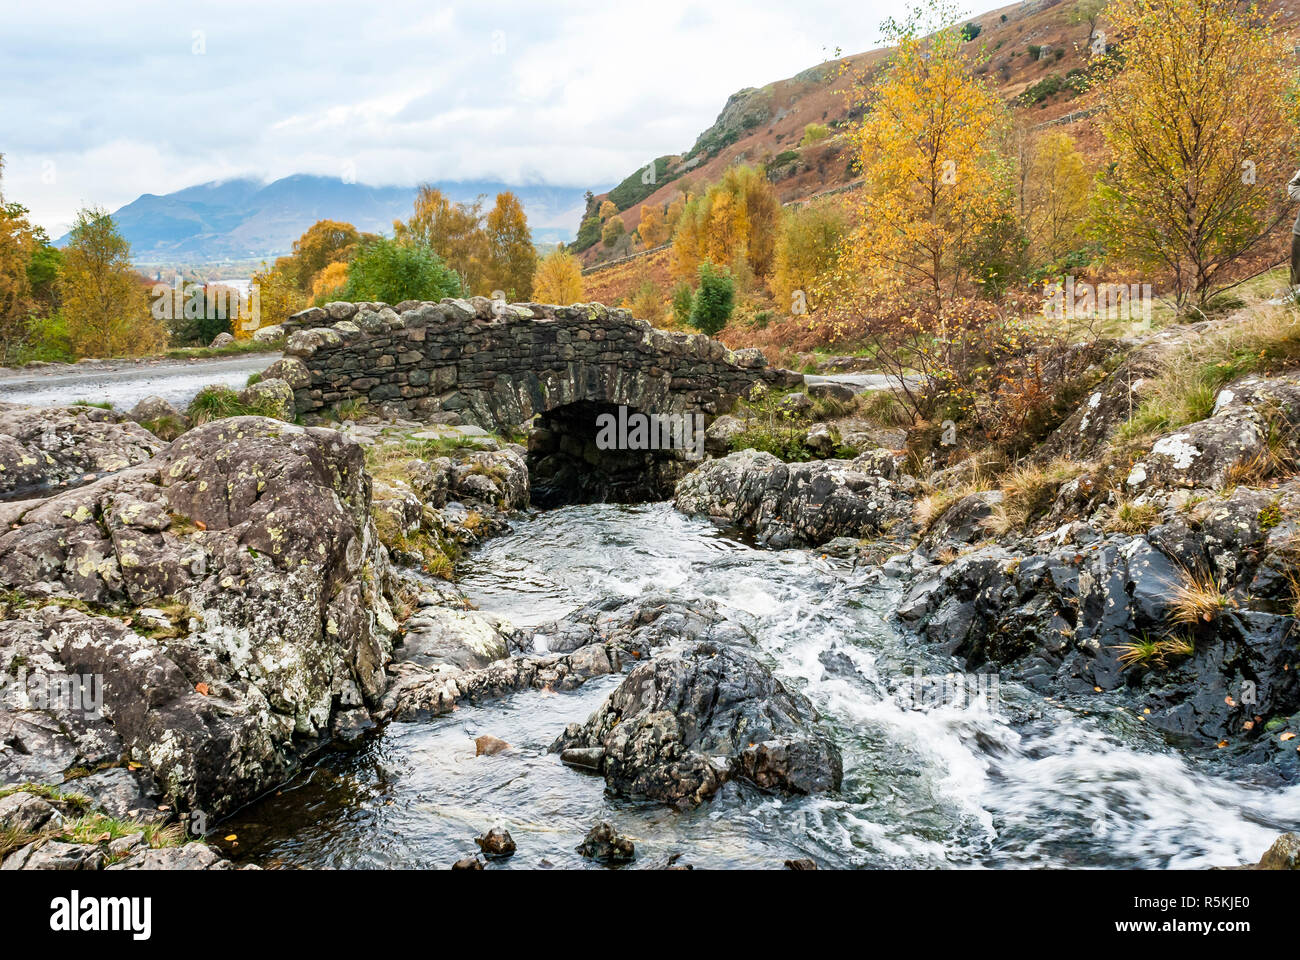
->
{"left": 1126, "top": 373, "right": 1300, "bottom": 493}
{"left": 675, "top": 448, "right": 915, "bottom": 547}
{"left": 551, "top": 642, "right": 843, "bottom": 807}
{"left": 238, "top": 377, "right": 294, "bottom": 421}
{"left": 376, "top": 643, "right": 621, "bottom": 722}
{"left": 525, "top": 592, "right": 753, "bottom": 657}
{"left": 0, "top": 403, "right": 164, "bottom": 499}
{"left": 0, "top": 417, "right": 400, "bottom": 816}
{"left": 128, "top": 395, "right": 185, "bottom": 427}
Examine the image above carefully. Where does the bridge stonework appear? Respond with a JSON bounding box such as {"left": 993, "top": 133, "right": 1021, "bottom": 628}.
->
{"left": 281, "top": 297, "right": 801, "bottom": 431}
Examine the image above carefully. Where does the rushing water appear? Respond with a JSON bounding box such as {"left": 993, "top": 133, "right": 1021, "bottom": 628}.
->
{"left": 225, "top": 502, "right": 1300, "bottom": 869}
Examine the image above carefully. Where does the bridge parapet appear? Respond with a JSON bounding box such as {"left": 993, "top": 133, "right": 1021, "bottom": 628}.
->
{"left": 281, "top": 296, "right": 801, "bottom": 431}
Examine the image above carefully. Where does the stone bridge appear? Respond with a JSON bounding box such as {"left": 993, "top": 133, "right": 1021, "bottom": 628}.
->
{"left": 279, "top": 297, "right": 801, "bottom": 503}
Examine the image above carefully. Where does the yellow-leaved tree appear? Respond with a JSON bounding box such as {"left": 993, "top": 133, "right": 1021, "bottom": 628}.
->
{"left": 1021, "top": 130, "right": 1092, "bottom": 267}
{"left": 311, "top": 261, "right": 350, "bottom": 303}
{"left": 532, "top": 246, "right": 584, "bottom": 304}
{"left": 0, "top": 155, "right": 37, "bottom": 360}
{"left": 394, "top": 186, "right": 490, "bottom": 294}
{"left": 61, "top": 207, "right": 163, "bottom": 358}
{"left": 670, "top": 164, "right": 780, "bottom": 284}
{"left": 248, "top": 262, "right": 304, "bottom": 337}
{"left": 485, "top": 191, "right": 537, "bottom": 300}
{"left": 825, "top": 0, "right": 1014, "bottom": 318}
{"left": 772, "top": 201, "right": 847, "bottom": 315}
{"left": 637, "top": 204, "right": 669, "bottom": 247}
{"left": 1090, "top": 0, "right": 1297, "bottom": 309}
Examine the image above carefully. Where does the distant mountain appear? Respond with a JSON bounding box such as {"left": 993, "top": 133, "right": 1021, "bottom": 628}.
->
{"left": 62, "top": 174, "right": 591, "bottom": 265}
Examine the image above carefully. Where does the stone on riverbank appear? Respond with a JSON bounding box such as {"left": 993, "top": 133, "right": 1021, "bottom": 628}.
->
{"left": 551, "top": 642, "right": 842, "bottom": 807}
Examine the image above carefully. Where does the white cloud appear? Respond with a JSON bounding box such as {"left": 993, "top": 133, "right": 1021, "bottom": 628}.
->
{"left": 0, "top": 0, "right": 910, "bottom": 236}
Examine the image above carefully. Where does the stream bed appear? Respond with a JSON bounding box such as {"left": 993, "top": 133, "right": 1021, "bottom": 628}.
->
{"left": 223, "top": 502, "right": 1300, "bottom": 869}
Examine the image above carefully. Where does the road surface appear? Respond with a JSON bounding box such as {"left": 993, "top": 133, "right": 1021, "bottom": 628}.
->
{"left": 0, "top": 354, "right": 280, "bottom": 411}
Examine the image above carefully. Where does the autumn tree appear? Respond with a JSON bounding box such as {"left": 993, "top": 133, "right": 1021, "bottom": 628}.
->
{"left": 485, "top": 192, "right": 536, "bottom": 300}
{"left": 826, "top": 0, "right": 1013, "bottom": 317}
{"left": 290, "top": 220, "right": 361, "bottom": 292}
{"left": 602, "top": 215, "right": 626, "bottom": 248}
{"left": 248, "top": 263, "right": 304, "bottom": 335}
{"left": 638, "top": 203, "right": 670, "bottom": 247}
{"left": 394, "top": 186, "right": 490, "bottom": 294}
{"left": 598, "top": 200, "right": 618, "bottom": 221}
{"left": 1090, "top": 0, "right": 1297, "bottom": 309}
{"left": 772, "top": 201, "right": 847, "bottom": 315}
{"left": 61, "top": 207, "right": 163, "bottom": 358}
{"left": 1021, "top": 130, "right": 1093, "bottom": 267}
{"left": 311, "top": 261, "right": 350, "bottom": 303}
{"left": 532, "top": 246, "right": 584, "bottom": 304}
{"left": 0, "top": 156, "right": 37, "bottom": 361}
{"left": 629, "top": 279, "right": 666, "bottom": 325}
{"left": 670, "top": 164, "right": 781, "bottom": 284}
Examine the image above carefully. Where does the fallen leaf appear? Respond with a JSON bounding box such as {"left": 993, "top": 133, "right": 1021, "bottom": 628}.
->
{"left": 195, "top": 682, "right": 210, "bottom": 696}
{"left": 1225, "top": 695, "right": 1237, "bottom": 707}
{"left": 1217, "top": 739, "right": 1228, "bottom": 748}
{"left": 195, "top": 520, "right": 207, "bottom": 531}
{"left": 224, "top": 834, "right": 237, "bottom": 842}
{"left": 1282, "top": 732, "right": 1296, "bottom": 742}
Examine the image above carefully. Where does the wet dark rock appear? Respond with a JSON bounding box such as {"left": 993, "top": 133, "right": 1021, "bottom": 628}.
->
{"left": 475, "top": 827, "right": 516, "bottom": 858}
{"left": 560, "top": 746, "right": 605, "bottom": 771}
{"left": 552, "top": 641, "right": 842, "bottom": 807}
{"left": 451, "top": 857, "right": 485, "bottom": 870}
{"left": 896, "top": 520, "right": 1300, "bottom": 764}
{"left": 577, "top": 821, "right": 635, "bottom": 863}
{"left": 784, "top": 858, "right": 818, "bottom": 870}
{"left": 675, "top": 448, "right": 916, "bottom": 547}
{"left": 925, "top": 491, "right": 1003, "bottom": 546}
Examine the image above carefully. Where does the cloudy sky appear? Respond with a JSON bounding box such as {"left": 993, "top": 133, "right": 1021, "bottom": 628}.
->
{"left": 0, "top": 0, "right": 942, "bottom": 237}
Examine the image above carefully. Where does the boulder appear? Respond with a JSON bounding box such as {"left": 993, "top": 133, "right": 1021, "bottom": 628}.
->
{"left": 526, "top": 592, "right": 753, "bottom": 657}
{"left": 475, "top": 827, "right": 516, "bottom": 858}
{"left": 209, "top": 333, "right": 235, "bottom": 349}
{"left": 252, "top": 324, "right": 284, "bottom": 343}
{"left": 0, "top": 403, "right": 165, "bottom": 499}
{"left": 577, "top": 821, "right": 635, "bottom": 863}
{"left": 807, "top": 381, "right": 856, "bottom": 404}
{"left": 551, "top": 642, "right": 842, "bottom": 807}
{"left": 675, "top": 448, "right": 916, "bottom": 547}
{"left": 128, "top": 395, "right": 184, "bottom": 427}
{"left": 238, "top": 377, "right": 294, "bottom": 421}
{"left": 0, "top": 417, "right": 400, "bottom": 816}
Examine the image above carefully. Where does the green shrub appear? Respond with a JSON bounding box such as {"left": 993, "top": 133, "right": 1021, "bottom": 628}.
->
{"left": 688, "top": 262, "right": 734, "bottom": 336}
{"left": 342, "top": 237, "right": 463, "bottom": 304}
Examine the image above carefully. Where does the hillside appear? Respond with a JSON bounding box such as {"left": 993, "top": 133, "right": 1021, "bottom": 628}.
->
{"left": 70, "top": 174, "right": 589, "bottom": 268}
{"left": 575, "top": 0, "right": 1300, "bottom": 281}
